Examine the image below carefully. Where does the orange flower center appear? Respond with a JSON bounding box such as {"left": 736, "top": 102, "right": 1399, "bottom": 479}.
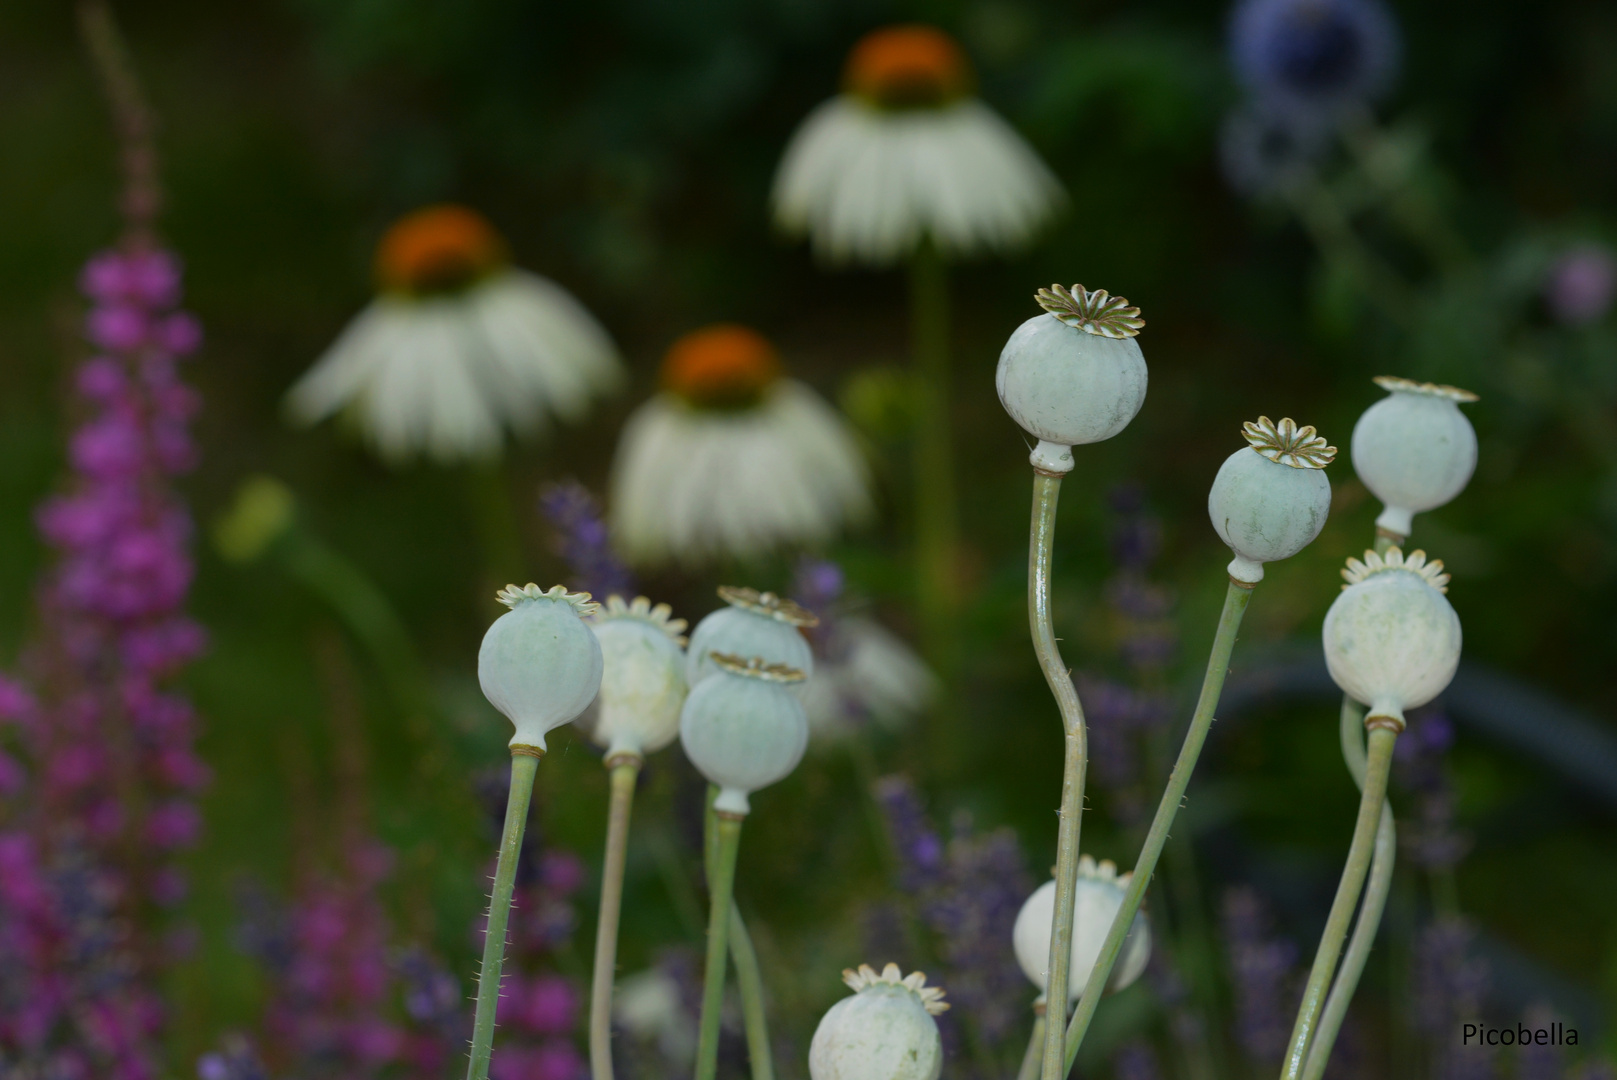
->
{"left": 374, "top": 205, "right": 507, "bottom": 296}
{"left": 662, "top": 325, "right": 783, "bottom": 409}
{"left": 843, "top": 25, "right": 973, "bottom": 109}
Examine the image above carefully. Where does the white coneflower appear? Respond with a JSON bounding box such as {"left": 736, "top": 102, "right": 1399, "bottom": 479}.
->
{"left": 802, "top": 615, "right": 936, "bottom": 741}
{"left": 610, "top": 325, "right": 872, "bottom": 566}
{"left": 773, "top": 25, "right": 1063, "bottom": 265}
{"left": 287, "top": 204, "right": 621, "bottom": 462}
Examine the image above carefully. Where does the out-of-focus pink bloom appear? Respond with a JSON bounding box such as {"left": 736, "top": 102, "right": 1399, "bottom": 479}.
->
{"left": 522, "top": 976, "right": 578, "bottom": 1034}
{"left": 539, "top": 850, "right": 587, "bottom": 896}
{"left": 146, "top": 801, "right": 201, "bottom": 849}
{"left": 1546, "top": 244, "right": 1617, "bottom": 325}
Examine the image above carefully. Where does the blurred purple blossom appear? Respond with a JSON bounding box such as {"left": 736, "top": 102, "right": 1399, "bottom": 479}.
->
{"left": 1413, "top": 916, "right": 1495, "bottom": 1080}
{"left": 1230, "top": 0, "right": 1400, "bottom": 119}
{"left": 1545, "top": 245, "right": 1616, "bottom": 326}
{"left": 539, "top": 481, "right": 633, "bottom": 599}
{"left": 1393, "top": 709, "right": 1471, "bottom": 872}
{"left": 1222, "top": 886, "right": 1300, "bottom": 1067}
{"left": 1113, "top": 1041, "right": 1162, "bottom": 1080}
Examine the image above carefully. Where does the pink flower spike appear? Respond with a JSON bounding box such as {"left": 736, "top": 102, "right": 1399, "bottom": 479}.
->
{"left": 157, "top": 312, "right": 203, "bottom": 354}
{"left": 87, "top": 305, "right": 150, "bottom": 352}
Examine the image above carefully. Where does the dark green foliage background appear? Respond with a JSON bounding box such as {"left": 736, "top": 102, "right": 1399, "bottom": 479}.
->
{"left": 2, "top": 0, "right": 1615, "bottom": 1071}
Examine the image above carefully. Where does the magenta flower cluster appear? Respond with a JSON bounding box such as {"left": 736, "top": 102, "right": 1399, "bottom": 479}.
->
{"left": 0, "top": 246, "right": 208, "bottom": 1079}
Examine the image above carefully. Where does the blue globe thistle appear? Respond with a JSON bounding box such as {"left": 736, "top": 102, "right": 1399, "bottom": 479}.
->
{"left": 1230, "top": 0, "right": 1400, "bottom": 118}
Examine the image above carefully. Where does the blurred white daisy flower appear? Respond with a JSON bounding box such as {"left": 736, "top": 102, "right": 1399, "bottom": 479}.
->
{"left": 286, "top": 204, "right": 621, "bottom": 463}
{"left": 773, "top": 25, "right": 1064, "bottom": 266}
{"left": 610, "top": 325, "right": 872, "bottom": 566}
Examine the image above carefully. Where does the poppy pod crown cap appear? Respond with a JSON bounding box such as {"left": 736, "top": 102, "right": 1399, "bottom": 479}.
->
{"left": 810, "top": 963, "right": 947, "bottom": 1080}
{"left": 478, "top": 585, "right": 604, "bottom": 753}
{"left": 1351, "top": 375, "right": 1479, "bottom": 540}
{"left": 1208, "top": 416, "right": 1335, "bottom": 583}
{"left": 1324, "top": 547, "right": 1461, "bottom": 731}
{"left": 578, "top": 596, "right": 690, "bottom": 760}
{"left": 844, "top": 25, "right": 974, "bottom": 109}
{"left": 375, "top": 204, "right": 508, "bottom": 296}
{"left": 996, "top": 284, "right": 1149, "bottom": 474}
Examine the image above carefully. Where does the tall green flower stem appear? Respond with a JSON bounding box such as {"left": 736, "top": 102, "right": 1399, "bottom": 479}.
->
{"left": 1027, "top": 472, "right": 1090, "bottom": 1080}
{"left": 696, "top": 812, "right": 744, "bottom": 1080}
{"left": 1015, "top": 1001, "right": 1047, "bottom": 1080}
{"left": 1279, "top": 724, "right": 1400, "bottom": 1080}
{"left": 589, "top": 756, "right": 641, "bottom": 1080}
{"left": 1063, "top": 578, "right": 1256, "bottom": 1075}
{"left": 910, "top": 242, "right": 959, "bottom": 670}
{"left": 1300, "top": 700, "right": 1396, "bottom": 1080}
{"left": 466, "top": 460, "right": 528, "bottom": 586}
{"left": 467, "top": 750, "right": 542, "bottom": 1080}
{"left": 705, "top": 787, "right": 775, "bottom": 1080}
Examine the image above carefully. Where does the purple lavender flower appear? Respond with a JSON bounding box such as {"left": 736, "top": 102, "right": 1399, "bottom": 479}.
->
{"left": 1222, "top": 886, "right": 1300, "bottom": 1066}
{"left": 1413, "top": 916, "right": 1494, "bottom": 1080}
{"left": 874, "top": 775, "right": 946, "bottom": 891}
{"left": 1113, "top": 1041, "right": 1162, "bottom": 1080}
{"left": 1230, "top": 0, "right": 1401, "bottom": 119}
{"left": 196, "top": 1035, "right": 269, "bottom": 1080}
{"left": 1545, "top": 245, "right": 1617, "bottom": 326}
{"left": 539, "top": 481, "right": 633, "bottom": 599}
{"left": 1393, "top": 709, "right": 1472, "bottom": 872}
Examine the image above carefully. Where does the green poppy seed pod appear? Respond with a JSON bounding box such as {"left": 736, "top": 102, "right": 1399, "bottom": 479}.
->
{"left": 1012, "top": 856, "right": 1151, "bottom": 1001}
{"left": 808, "top": 964, "right": 947, "bottom": 1080}
{"left": 995, "top": 284, "right": 1148, "bottom": 474}
{"left": 1323, "top": 548, "right": 1462, "bottom": 731}
{"left": 576, "top": 595, "right": 689, "bottom": 761}
{"left": 478, "top": 584, "right": 603, "bottom": 753}
{"left": 686, "top": 586, "right": 816, "bottom": 688}
{"left": 678, "top": 653, "right": 808, "bottom": 815}
{"left": 1208, "top": 416, "right": 1336, "bottom": 583}
{"left": 1351, "top": 376, "right": 1479, "bottom": 540}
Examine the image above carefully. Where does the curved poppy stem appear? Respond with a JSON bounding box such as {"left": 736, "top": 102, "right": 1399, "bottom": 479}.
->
{"left": 1063, "top": 578, "right": 1254, "bottom": 1074}
{"left": 1279, "top": 725, "right": 1399, "bottom": 1080}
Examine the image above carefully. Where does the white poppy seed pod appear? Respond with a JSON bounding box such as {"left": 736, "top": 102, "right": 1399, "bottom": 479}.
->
{"left": 1012, "top": 855, "right": 1152, "bottom": 1000}
{"left": 1323, "top": 548, "right": 1461, "bottom": 731}
{"left": 996, "top": 284, "right": 1148, "bottom": 474}
{"left": 678, "top": 653, "right": 809, "bottom": 816}
{"left": 575, "top": 595, "right": 689, "bottom": 761}
{"left": 686, "top": 586, "right": 816, "bottom": 688}
{"left": 1351, "top": 376, "right": 1479, "bottom": 540}
{"left": 1208, "top": 416, "right": 1336, "bottom": 584}
{"left": 809, "top": 963, "right": 948, "bottom": 1080}
{"left": 478, "top": 584, "right": 603, "bottom": 753}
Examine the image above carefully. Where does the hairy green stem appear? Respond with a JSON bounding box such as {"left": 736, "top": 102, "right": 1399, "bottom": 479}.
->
{"left": 704, "top": 786, "right": 775, "bottom": 1080}
{"left": 1028, "top": 472, "right": 1089, "bottom": 1080}
{"left": 589, "top": 758, "right": 640, "bottom": 1080}
{"left": 910, "top": 243, "right": 958, "bottom": 669}
{"left": 1301, "top": 701, "right": 1396, "bottom": 1080}
{"left": 1016, "top": 1004, "right": 1048, "bottom": 1080}
{"left": 1280, "top": 726, "right": 1399, "bottom": 1080}
{"left": 467, "top": 751, "right": 541, "bottom": 1080}
{"left": 696, "top": 814, "right": 744, "bottom": 1080}
{"left": 1064, "top": 579, "right": 1255, "bottom": 1074}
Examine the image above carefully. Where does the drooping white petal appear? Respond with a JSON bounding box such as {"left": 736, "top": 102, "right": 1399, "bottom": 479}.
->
{"left": 609, "top": 381, "right": 872, "bottom": 566}
{"left": 285, "top": 269, "right": 621, "bottom": 463}
{"left": 772, "top": 95, "right": 1064, "bottom": 266}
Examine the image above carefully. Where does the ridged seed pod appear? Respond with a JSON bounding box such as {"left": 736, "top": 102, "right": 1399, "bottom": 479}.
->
{"left": 679, "top": 653, "right": 809, "bottom": 815}
{"left": 686, "top": 586, "right": 816, "bottom": 688}
{"left": 1208, "top": 416, "right": 1335, "bottom": 583}
{"left": 1350, "top": 376, "right": 1478, "bottom": 540}
{"left": 1323, "top": 548, "right": 1462, "bottom": 730}
{"left": 996, "top": 284, "right": 1147, "bottom": 474}
{"left": 576, "top": 595, "right": 689, "bottom": 760}
{"left": 809, "top": 963, "right": 948, "bottom": 1080}
{"left": 1012, "top": 855, "right": 1152, "bottom": 1000}
{"left": 478, "top": 584, "right": 603, "bottom": 752}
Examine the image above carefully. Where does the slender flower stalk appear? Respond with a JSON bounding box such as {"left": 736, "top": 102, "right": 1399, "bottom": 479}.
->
{"left": 1027, "top": 472, "right": 1090, "bottom": 1080}
{"left": 696, "top": 813, "right": 744, "bottom": 1080}
{"left": 1016, "top": 1001, "right": 1047, "bottom": 1080}
{"left": 911, "top": 243, "right": 959, "bottom": 668}
{"left": 1300, "top": 698, "right": 1395, "bottom": 1080}
{"left": 590, "top": 756, "right": 641, "bottom": 1080}
{"left": 705, "top": 785, "right": 776, "bottom": 1080}
{"left": 1279, "top": 725, "right": 1399, "bottom": 1080}
{"left": 1063, "top": 579, "right": 1255, "bottom": 1073}
{"left": 467, "top": 751, "right": 541, "bottom": 1080}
